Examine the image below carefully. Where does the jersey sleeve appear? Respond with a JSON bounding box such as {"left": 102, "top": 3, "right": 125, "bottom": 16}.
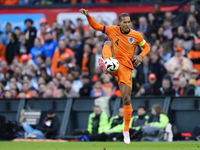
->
{"left": 104, "top": 25, "right": 115, "bottom": 35}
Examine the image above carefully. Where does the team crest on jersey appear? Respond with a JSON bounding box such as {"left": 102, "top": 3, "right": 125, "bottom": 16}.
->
{"left": 129, "top": 37, "right": 134, "bottom": 44}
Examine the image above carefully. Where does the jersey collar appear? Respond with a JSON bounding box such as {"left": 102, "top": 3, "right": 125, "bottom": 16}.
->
{"left": 120, "top": 27, "right": 130, "bottom": 34}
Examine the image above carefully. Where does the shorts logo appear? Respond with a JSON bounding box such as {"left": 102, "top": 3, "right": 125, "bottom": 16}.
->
{"left": 129, "top": 37, "right": 134, "bottom": 44}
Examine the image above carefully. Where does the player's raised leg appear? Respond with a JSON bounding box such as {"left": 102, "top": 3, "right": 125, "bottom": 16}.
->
{"left": 119, "top": 83, "right": 132, "bottom": 144}
{"left": 98, "top": 41, "right": 115, "bottom": 74}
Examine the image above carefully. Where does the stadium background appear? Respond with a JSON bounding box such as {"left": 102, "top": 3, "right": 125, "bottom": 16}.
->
{"left": 0, "top": 0, "right": 200, "bottom": 143}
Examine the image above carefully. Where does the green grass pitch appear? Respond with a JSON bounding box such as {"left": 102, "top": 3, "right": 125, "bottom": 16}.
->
{"left": 0, "top": 142, "right": 200, "bottom": 150}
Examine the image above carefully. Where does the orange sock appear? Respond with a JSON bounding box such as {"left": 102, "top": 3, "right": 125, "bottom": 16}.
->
{"left": 102, "top": 45, "right": 112, "bottom": 60}
{"left": 123, "top": 104, "right": 132, "bottom": 132}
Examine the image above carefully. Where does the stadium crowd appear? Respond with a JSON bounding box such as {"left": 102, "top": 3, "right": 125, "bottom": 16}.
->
{"left": 0, "top": 3, "right": 200, "bottom": 99}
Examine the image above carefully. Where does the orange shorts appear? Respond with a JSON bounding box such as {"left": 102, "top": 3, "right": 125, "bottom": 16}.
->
{"left": 109, "top": 64, "right": 132, "bottom": 88}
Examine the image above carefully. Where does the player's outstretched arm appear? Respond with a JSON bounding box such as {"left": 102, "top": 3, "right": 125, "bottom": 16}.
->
{"left": 79, "top": 8, "right": 104, "bottom": 32}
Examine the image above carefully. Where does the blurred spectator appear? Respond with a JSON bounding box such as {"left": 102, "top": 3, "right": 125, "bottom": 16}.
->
{"left": 21, "top": 54, "right": 37, "bottom": 75}
{"left": 14, "top": 27, "right": 21, "bottom": 40}
{"left": 149, "top": 52, "right": 167, "bottom": 86}
{"left": 75, "top": 18, "right": 89, "bottom": 32}
{"left": 89, "top": 43, "right": 102, "bottom": 75}
{"left": 153, "top": 4, "right": 163, "bottom": 25}
{"left": 139, "top": 17, "right": 149, "bottom": 38}
{"left": 0, "top": 29, "right": 8, "bottom": 46}
{"left": 40, "top": 67, "right": 52, "bottom": 83}
{"left": 136, "top": 56, "right": 150, "bottom": 85}
{"left": 15, "top": 32, "right": 32, "bottom": 56}
{"left": 6, "top": 32, "right": 18, "bottom": 65}
{"left": 45, "top": 56, "right": 52, "bottom": 76}
{"left": 177, "top": 26, "right": 184, "bottom": 39}
{"left": 5, "top": 23, "right": 12, "bottom": 35}
{"left": 59, "top": 28, "right": 73, "bottom": 41}
{"left": 54, "top": 24, "right": 63, "bottom": 40}
{"left": 32, "top": 89, "right": 39, "bottom": 98}
{"left": 166, "top": 47, "right": 193, "bottom": 79}
{"left": 165, "top": 12, "right": 179, "bottom": 28}
{"left": 17, "top": 82, "right": 32, "bottom": 98}
{"left": 38, "top": 83, "right": 47, "bottom": 97}
{"left": 82, "top": 43, "right": 92, "bottom": 71}
{"left": 172, "top": 76, "right": 180, "bottom": 96}
{"left": 79, "top": 75, "right": 92, "bottom": 97}
{"left": 23, "top": 109, "right": 60, "bottom": 139}
{"left": 0, "top": 43, "right": 6, "bottom": 57}
{"left": 43, "top": 30, "right": 57, "bottom": 58}
{"left": 186, "top": 14, "right": 199, "bottom": 34}
{"left": 29, "top": 38, "right": 44, "bottom": 64}
{"left": 188, "top": 38, "right": 200, "bottom": 74}
{"left": 188, "top": 79, "right": 199, "bottom": 96}
{"left": 71, "top": 69, "right": 83, "bottom": 93}
{"left": 63, "top": 19, "right": 74, "bottom": 32}
{"left": 155, "top": 75, "right": 175, "bottom": 96}
{"left": 51, "top": 40, "right": 74, "bottom": 76}
{"left": 64, "top": 80, "right": 79, "bottom": 97}
{"left": 195, "top": 79, "right": 200, "bottom": 96}
{"left": 87, "top": 106, "right": 108, "bottom": 141}
{"left": 105, "top": 107, "right": 124, "bottom": 141}
{"left": 145, "top": 105, "right": 169, "bottom": 129}
{"left": 187, "top": 4, "right": 200, "bottom": 24}
{"left": 4, "top": 90, "right": 12, "bottom": 98}
{"left": 157, "top": 27, "right": 168, "bottom": 44}
{"left": 90, "top": 80, "right": 105, "bottom": 97}
{"left": 178, "top": 77, "right": 195, "bottom": 96}
{"left": 182, "top": 28, "right": 194, "bottom": 55}
{"left": 158, "top": 42, "right": 172, "bottom": 65}
{"left": 190, "top": 69, "right": 199, "bottom": 80}
{"left": 56, "top": 89, "right": 66, "bottom": 98}
{"left": 142, "top": 73, "right": 160, "bottom": 96}
{"left": 47, "top": 81, "right": 57, "bottom": 97}
{"left": 1, "top": 61, "right": 10, "bottom": 75}
{"left": 100, "top": 74, "right": 114, "bottom": 96}
{"left": 24, "top": 19, "right": 37, "bottom": 47}
{"left": 163, "top": 19, "right": 173, "bottom": 40}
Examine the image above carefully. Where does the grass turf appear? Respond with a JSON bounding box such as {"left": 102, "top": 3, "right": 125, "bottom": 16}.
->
{"left": 0, "top": 142, "right": 200, "bottom": 150}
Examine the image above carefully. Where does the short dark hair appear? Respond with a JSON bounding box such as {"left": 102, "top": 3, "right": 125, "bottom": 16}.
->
{"left": 138, "top": 105, "right": 147, "bottom": 111}
{"left": 119, "top": 13, "right": 129, "bottom": 22}
{"left": 14, "top": 26, "right": 20, "bottom": 30}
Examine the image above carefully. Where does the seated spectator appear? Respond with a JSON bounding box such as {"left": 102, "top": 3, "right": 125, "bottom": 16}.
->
{"left": 45, "top": 57, "right": 52, "bottom": 76}
{"left": 190, "top": 69, "right": 199, "bottom": 80}
{"left": 24, "top": 19, "right": 37, "bottom": 47}
{"left": 22, "top": 109, "right": 60, "bottom": 139}
{"left": 43, "top": 88, "right": 53, "bottom": 98}
{"left": 100, "top": 74, "right": 114, "bottom": 96}
{"left": 4, "top": 90, "right": 12, "bottom": 98}
{"left": 155, "top": 75, "right": 176, "bottom": 96}
{"left": 141, "top": 73, "right": 160, "bottom": 96}
{"left": 158, "top": 42, "right": 172, "bottom": 65}
{"left": 6, "top": 32, "right": 18, "bottom": 65}
{"left": 82, "top": 43, "right": 92, "bottom": 71}
{"left": 29, "top": 38, "right": 44, "bottom": 64}
{"left": 79, "top": 75, "right": 92, "bottom": 97}
{"left": 196, "top": 79, "right": 200, "bottom": 96}
{"left": 186, "top": 14, "right": 199, "bottom": 34}
{"left": 51, "top": 40, "right": 74, "bottom": 76}
{"left": 163, "top": 19, "right": 173, "bottom": 40}
{"left": 172, "top": 76, "right": 179, "bottom": 95}
{"left": 178, "top": 77, "right": 195, "bottom": 96}
{"left": 188, "top": 38, "right": 200, "bottom": 74}
{"left": 55, "top": 89, "right": 66, "bottom": 98}
{"left": 17, "top": 82, "right": 32, "bottom": 98}
{"left": 74, "top": 18, "right": 89, "bottom": 32}
{"left": 146, "top": 104, "right": 169, "bottom": 129}
{"left": 87, "top": 106, "right": 108, "bottom": 141}
{"left": 6, "top": 22, "right": 12, "bottom": 34}
{"left": 71, "top": 69, "right": 83, "bottom": 93}
{"left": 47, "top": 81, "right": 57, "bottom": 97}
{"left": 113, "top": 105, "right": 149, "bottom": 142}
{"left": 182, "top": 28, "right": 194, "bottom": 55}
{"left": 14, "top": 27, "right": 21, "bottom": 40}
{"left": 38, "top": 83, "right": 47, "bottom": 97}
{"left": 149, "top": 52, "right": 167, "bottom": 86}
{"left": 166, "top": 47, "right": 193, "bottom": 79}
{"left": 1, "top": 61, "right": 10, "bottom": 75}
{"left": 15, "top": 32, "right": 32, "bottom": 56}
{"left": 43, "top": 30, "right": 57, "bottom": 58}
{"left": 21, "top": 54, "right": 37, "bottom": 75}
{"left": 90, "top": 80, "right": 105, "bottom": 98}
{"left": 64, "top": 80, "right": 79, "bottom": 98}
{"left": 105, "top": 107, "right": 124, "bottom": 141}
{"left": 157, "top": 27, "right": 168, "bottom": 43}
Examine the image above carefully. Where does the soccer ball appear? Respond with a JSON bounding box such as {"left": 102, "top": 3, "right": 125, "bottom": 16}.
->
{"left": 104, "top": 58, "right": 119, "bottom": 72}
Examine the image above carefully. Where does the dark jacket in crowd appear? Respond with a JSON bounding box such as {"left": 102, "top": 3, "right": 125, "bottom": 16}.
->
{"left": 6, "top": 41, "right": 19, "bottom": 65}
{"left": 149, "top": 60, "right": 167, "bottom": 86}
{"left": 36, "top": 115, "right": 60, "bottom": 139}
{"left": 24, "top": 27, "right": 37, "bottom": 47}
{"left": 130, "top": 113, "right": 149, "bottom": 130}
{"left": 178, "top": 84, "right": 195, "bottom": 96}
{"left": 155, "top": 87, "right": 176, "bottom": 96}
{"left": 15, "top": 40, "right": 32, "bottom": 56}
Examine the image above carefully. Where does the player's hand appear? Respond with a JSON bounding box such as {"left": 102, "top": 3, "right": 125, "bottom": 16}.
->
{"left": 79, "top": 8, "right": 89, "bottom": 17}
{"left": 133, "top": 55, "right": 143, "bottom": 67}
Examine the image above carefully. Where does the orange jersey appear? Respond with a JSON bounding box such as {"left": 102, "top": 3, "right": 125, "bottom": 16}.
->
{"left": 104, "top": 26, "right": 144, "bottom": 69}
{"left": 86, "top": 15, "right": 149, "bottom": 70}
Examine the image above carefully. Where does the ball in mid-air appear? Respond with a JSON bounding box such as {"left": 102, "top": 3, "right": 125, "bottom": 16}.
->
{"left": 104, "top": 57, "right": 119, "bottom": 72}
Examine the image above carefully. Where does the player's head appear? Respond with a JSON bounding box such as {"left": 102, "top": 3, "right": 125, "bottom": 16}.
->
{"left": 119, "top": 13, "right": 131, "bottom": 33}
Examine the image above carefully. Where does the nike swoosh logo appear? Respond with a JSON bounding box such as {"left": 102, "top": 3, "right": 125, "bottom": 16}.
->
{"left": 116, "top": 34, "right": 120, "bottom": 36}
